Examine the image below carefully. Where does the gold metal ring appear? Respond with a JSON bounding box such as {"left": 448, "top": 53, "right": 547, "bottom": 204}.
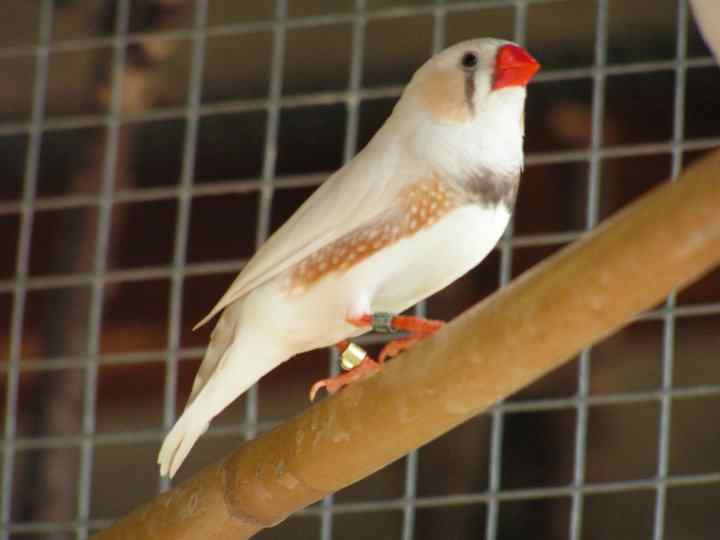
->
{"left": 340, "top": 342, "right": 367, "bottom": 371}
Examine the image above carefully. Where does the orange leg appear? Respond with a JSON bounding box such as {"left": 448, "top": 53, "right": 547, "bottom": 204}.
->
{"left": 389, "top": 315, "right": 444, "bottom": 335}
{"left": 335, "top": 339, "right": 351, "bottom": 354}
{"left": 377, "top": 315, "right": 444, "bottom": 363}
{"left": 346, "top": 314, "right": 372, "bottom": 327}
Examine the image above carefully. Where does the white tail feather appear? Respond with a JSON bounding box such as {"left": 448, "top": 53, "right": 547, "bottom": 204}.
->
{"left": 158, "top": 413, "right": 209, "bottom": 478}
{"left": 158, "top": 333, "right": 286, "bottom": 478}
{"left": 187, "top": 318, "right": 233, "bottom": 406}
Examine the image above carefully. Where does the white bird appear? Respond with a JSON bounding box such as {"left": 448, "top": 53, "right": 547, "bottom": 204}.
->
{"left": 158, "top": 38, "right": 540, "bottom": 478}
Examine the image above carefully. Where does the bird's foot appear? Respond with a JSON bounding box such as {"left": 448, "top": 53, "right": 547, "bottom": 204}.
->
{"left": 377, "top": 315, "right": 444, "bottom": 363}
{"left": 308, "top": 314, "right": 444, "bottom": 401}
{"left": 378, "top": 335, "right": 422, "bottom": 363}
{"left": 309, "top": 356, "right": 380, "bottom": 402}
{"left": 344, "top": 312, "right": 445, "bottom": 363}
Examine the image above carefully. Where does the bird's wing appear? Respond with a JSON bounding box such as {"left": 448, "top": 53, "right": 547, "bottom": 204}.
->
{"left": 194, "top": 137, "right": 418, "bottom": 329}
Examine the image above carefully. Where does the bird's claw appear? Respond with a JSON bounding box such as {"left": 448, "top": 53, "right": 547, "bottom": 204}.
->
{"left": 309, "top": 356, "right": 380, "bottom": 402}
{"left": 377, "top": 336, "right": 422, "bottom": 363}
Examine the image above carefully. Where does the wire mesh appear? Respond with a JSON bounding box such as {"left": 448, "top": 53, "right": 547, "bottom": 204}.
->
{"left": 1, "top": 0, "right": 719, "bottom": 539}
{"left": 2, "top": 1, "right": 54, "bottom": 538}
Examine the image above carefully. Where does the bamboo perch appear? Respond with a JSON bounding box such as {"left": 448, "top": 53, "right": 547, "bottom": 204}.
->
{"left": 93, "top": 149, "right": 720, "bottom": 540}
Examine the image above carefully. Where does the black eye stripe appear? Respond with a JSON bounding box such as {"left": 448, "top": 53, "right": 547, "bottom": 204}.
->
{"left": 461, "top": 51, "right": 478, "bottom": 69}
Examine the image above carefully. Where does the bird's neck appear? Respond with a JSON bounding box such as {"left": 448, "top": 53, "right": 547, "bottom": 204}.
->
{"left": 389, "top": 95, "right": 525, "bottom": 182}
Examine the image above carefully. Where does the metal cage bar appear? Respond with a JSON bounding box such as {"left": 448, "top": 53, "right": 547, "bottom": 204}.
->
{"left": 74, "top": 3, "right": 132, "bottom": 538}
{"left": 0, "top": 57, "right": 715, "bottom": 143}
{"left": 569, "top": 2, "right": 609, "bottom": 538}
{"left": 159, "top": 0, "right": 209, "bottom": 495}
{"left": 0, "top": 2, "right": 54, "bottom": 539}
{"left": 653, "top": 2, "right": 689, "bottom": 539}
{"left": 486, "top": 3, "right": 529, "bottom": 539}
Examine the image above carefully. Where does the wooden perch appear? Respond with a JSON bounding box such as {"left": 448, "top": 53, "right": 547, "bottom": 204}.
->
{"left": 93, "top": 148, "right": 720, "bottom": 539}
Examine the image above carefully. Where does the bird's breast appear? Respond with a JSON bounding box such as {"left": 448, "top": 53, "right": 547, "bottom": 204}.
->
{"left": 365, "top": 202, "right": 511, "bottom": 313}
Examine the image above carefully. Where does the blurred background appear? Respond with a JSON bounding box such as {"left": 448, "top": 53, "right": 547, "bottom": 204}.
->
{"left": 1, "top": 0, "right": 720, "bottom": 539}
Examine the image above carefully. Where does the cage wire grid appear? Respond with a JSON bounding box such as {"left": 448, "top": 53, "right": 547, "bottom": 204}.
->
{"left": 1, "top": 0, "right": 720, "bottom": 538}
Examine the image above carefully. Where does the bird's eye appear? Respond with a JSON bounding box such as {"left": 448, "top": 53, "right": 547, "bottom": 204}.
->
{"left": 460, "top": 51, "right": 478, "bottom": 70}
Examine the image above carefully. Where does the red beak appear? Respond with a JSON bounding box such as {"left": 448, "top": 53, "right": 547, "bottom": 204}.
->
{"left": 492, "top": 44, "right": 540, "bottom": 90}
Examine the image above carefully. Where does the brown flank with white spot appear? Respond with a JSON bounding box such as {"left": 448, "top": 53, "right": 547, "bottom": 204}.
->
{"left": 288, "top": 176, "right": 462, "bottom": 293}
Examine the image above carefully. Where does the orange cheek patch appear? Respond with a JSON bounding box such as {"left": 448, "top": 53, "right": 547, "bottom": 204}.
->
{"left": 287, "top": 177, "right": 462, "bottom": 293}
{"left": 415, "top": 69, "right": 469, "bottom": 124}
